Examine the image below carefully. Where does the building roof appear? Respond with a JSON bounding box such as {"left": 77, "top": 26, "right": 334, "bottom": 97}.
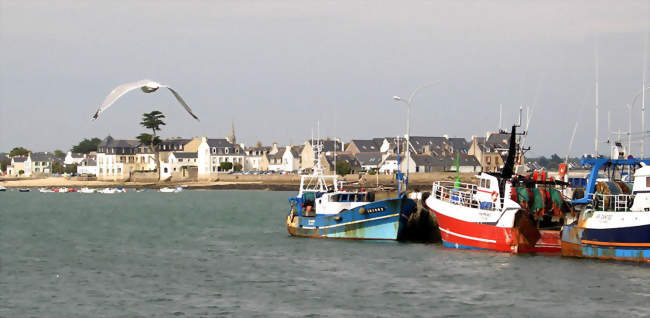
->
{"left": 307, "top": 139, "right": 343, "bottom": 153}
{"left": 173, "top": 152, "right": 198, "bottom": 159}
{"left": 354, "top": 152, "right": 382, "bottom": 165}
{"left": 349, "top": 140, "right": 380, "bottom": 152}
{"left": 447, "top": 137, "right": 470, "bottom": 153}
{"left": 268, "top": 148, "right": 285, "bottom": 159}
{"left": 485, "top": 132, "right": 511, "bottom": 149}
{"left": 443, "top": 153, "right": 481, "bottom": 166}
{"left": 70, "top": 152, "right": 85, "bottom": 158}
{"left": 384, "top": 154, "right": 404, "bottom": 163}
{"left": 99, "top": 136, "right": 140, "bottom": 148}
{"left": 325, "top": 153, "right": 361, "bottom": 168}
{"left": 31, "top": 152, "right": 57, "bottom": 162}
{"left": 206, "top": 138, "right": 234, "bottom": 148}
{"left": 412, "top": 154, "right": 445, "bottom": 167}
{"left": 12, "top": 156, "right": 27, "bottom": 163}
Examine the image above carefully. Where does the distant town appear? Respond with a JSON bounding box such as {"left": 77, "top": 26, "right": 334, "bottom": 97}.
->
{"left": 0, "top": 124, "right": 581, "bottom": 181}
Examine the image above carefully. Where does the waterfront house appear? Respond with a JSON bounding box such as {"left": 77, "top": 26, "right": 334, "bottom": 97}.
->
{"left": 445, "top": 153, "right": 482, "bottom": 173}
{"left": 300, "top": 139, "right": 343, "bottom": 172}
{"left": 196, "top": 137, "right": 245, "bottom": 177}
{"left": 282, "top": 146, "right": 302, "bottom": 173}
{"left": 408, "top": 154, "right": 445, "bottom": 173}
{"left": 162, "top": 152, "right": 198, "bottom": 180}
{"left": 76, "top": 156, "right": 97, "bottom": 176}
{"left": 96, "top": 136, "right": 141, "bottom": 181}
{"left": 29, "top": 152, "right": 57, "bottom": 175}
{"left": 323, "top": 153, "right": 361, "bottom": 175}
{"left": 468, "top": 131, "right": 522, "bottom": 173}
{"left": 354, "top": 152, "right": 382, "bottom": 171}
{"left": 7, "top": 156, "right": 27, "bottom": 176}
{"left": 262, "top": 147, "right": 285, "bottom": 172}
{"left": 345, "top": 140, "right": 381, "bottom": 154}
{"left": 243, "top": 146, "right": 269, "bottom": 171}
{"left": 64, "top": 152, "right": 86, "bottom": 165}
{"left": 378, "top": 154, "right": 402, "bottom": 174}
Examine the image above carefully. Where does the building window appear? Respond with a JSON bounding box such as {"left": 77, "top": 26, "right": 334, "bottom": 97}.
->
{"left": 225, "top": 148, "right": 229, "bottom": 154}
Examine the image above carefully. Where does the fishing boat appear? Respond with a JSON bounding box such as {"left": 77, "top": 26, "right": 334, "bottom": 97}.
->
{"left": 39, "top": 188, "right": 55, "bottom": 193}
{"left": 562, "top": 157, "right": 650, "bottom": 263}
{"left": 0, "top": 186, "right": 7, "bottom": 192}
{"left": 286, "top": 138, "right": 416, "bottom": 240}
{"left": 55, "top": 187, "right": 69, "bottom": 193}
{"left": 424, "top": 125, "right": 569, "bottom": 253}
{"left": 18, "top": 188, "right": 30, "bottom": 193}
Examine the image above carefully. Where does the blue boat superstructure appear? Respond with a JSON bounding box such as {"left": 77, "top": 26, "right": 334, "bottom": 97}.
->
{"left": 562, "top": 157, "right": 650, "bottom": 263}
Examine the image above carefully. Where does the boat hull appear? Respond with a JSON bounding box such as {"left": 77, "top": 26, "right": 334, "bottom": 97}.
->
{"left": 427, "top": 204, "right": 560, "bottom": 254}
{"left": 286, "top": 197, "right": 415, "bottom": 240}
{"left": 561, "top": 222, "right": 650, "bottom": 263}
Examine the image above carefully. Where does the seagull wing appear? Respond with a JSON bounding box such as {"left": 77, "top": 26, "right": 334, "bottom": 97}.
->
{"left": 91, "top": 79, "right": 153, "bottom": 120}
{"left": 161, "top": 85, "right": 200, "bottom": 121}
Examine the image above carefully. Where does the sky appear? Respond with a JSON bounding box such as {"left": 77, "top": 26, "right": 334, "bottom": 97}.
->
{"left": 1, "top": 0, "right": 649, "bottom": 157}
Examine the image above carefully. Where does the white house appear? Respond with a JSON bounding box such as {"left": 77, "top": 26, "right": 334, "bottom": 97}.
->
{"left": 76, "top": 157, "right": 98, "bottom": 175}
{"left": 162, "top": 152, "right": 198, "bottom": 179}
{"left": 379, "top": 155, "right": 402, "bottom": 174}
{"left": 282, "top": 146, "right": 301, "bottom": 172}
{"left": 196, "top": 137, "right": 245, "bottom": 178}
{"left": 64, "top": 152, "right": 86, "bottom": 165}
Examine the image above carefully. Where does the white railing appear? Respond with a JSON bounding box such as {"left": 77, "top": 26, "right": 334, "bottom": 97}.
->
{"left": 592, "top": 193, "right": 634, "bottom": 212}
{"left": 432, "top": 181, "right": 504, "bottom": 210}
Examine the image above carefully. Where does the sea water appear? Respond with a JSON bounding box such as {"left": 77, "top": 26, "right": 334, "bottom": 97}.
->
{"left": 1, "top": 190, "right": 648, "bottom": 317}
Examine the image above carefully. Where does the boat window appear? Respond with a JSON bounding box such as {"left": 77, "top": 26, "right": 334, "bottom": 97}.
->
{"left": 485, "top": 179, "right": 491, "bottom": 189}
{"left": 646, "top": 177, "right": 650, "bottom": 188}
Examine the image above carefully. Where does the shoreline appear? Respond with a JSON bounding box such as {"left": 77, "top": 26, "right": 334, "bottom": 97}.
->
{"left": 0, "top": 173, "right": 475, "bottom": 192}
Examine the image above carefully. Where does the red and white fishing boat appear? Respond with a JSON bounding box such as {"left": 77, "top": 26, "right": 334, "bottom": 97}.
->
{"left": 424, "top": 125, "right": 566, "bottom": 254}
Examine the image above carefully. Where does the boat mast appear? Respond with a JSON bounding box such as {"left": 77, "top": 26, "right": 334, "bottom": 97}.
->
{"left": 642, "top": 31, "right": 648, "bottom": 157}
{"left": 595, "top": 38, "right": 600, "bottom": 157}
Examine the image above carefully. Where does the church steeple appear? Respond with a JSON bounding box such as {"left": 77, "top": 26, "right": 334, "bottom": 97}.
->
{"left": 227, "top": 120, "right": 236, "bottom": 144}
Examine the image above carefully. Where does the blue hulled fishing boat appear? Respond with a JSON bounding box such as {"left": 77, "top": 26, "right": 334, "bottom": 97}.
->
{"left": 286, "top": 140, "right": 416, "bottom": 240}
{"left": 562, "top": 157, "right": 650, "bottom": 263}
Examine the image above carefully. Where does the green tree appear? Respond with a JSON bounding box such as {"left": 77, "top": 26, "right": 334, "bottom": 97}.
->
{"left": 138, "top": 111, "right": 166, "bottom": 181}
{"left": 233, "top": 163, "right": 243, "bottom": 172}
{"left": 336, "top": 161, "right": 351, "bottom": 176}
{"left": 52, "top": 161, "right": 65, "bottom": 174}
{"left": 9, "top": 147, "right": 30, "bottom": 157}
{"left": 71, "top": 138, "right": 102, "bottom": 153}
{"left": 18, "top": 169, "right": 24, "bottom": 175}
{"left": 54, "top": 149, "right": 66, "bottom": 159}
{"left": 65, "top": 163, "right": 78, "bottom": 174}
{"left": 0, "top": 158, "right": 10, "bottom": 172}
{"left": 220, "top": 162, "right": 233, "bottom": 171}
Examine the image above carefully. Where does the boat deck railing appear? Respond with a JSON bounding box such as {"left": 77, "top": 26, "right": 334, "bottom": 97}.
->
{"left": 592, "top": 192, "right": 634, "bottom": 212}
{"left": 432, "top": 181, "right": 504, "bottom": 211}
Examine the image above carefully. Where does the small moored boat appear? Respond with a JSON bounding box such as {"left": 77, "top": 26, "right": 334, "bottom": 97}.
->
{"left": 79, "top": 187, "right": 96, "bottom": 194}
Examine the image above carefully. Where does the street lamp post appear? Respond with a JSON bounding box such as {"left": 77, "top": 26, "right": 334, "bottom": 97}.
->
{"left": 630, "top": 85, "right": 650, "bottom": 157}
{"left": 392, "top": 81, "right": 440, "bottom": 192}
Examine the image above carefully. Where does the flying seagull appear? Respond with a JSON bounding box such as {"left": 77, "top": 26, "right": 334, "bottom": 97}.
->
{"left": 91, "top": 79, "right": 199, "bottom": 121}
